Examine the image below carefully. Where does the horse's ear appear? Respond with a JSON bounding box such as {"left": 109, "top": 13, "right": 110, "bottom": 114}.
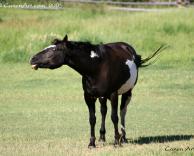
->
{"left": 63, "top": 35, "right": 68, "bottom": 42}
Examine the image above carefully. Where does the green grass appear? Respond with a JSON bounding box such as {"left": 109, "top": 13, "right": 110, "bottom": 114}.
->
{"left": 0, "top": 6, "right": 194, "bottom": 156}
{"left": 0, "top": 7, "right": 194, "bottom": 66}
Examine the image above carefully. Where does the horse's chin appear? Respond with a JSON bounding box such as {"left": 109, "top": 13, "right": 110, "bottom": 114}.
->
{"left": 31, "top": 64, "right": 38, "bottom": 70}
{"left": 31, "top": 64, "right": 62, "bottom": 70}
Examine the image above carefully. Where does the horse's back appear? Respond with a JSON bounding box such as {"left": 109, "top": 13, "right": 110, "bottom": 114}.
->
{"left": 103, "top": 42, "right": 137, "bottom": 61}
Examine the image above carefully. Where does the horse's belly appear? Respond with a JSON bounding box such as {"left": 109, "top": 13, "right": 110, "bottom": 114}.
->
{"left": 118, "top": 60, "right": 137, "bottom": 95}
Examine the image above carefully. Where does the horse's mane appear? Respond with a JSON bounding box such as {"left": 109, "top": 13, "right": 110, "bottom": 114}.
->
{"left": 52, "top": 38, "right": 104, "bottom": 58}
{"left": 69, "top": 41, "right": 94, "bottom": 49}
{"left": 68, "top": 41, "right": 104, "bottom": 58}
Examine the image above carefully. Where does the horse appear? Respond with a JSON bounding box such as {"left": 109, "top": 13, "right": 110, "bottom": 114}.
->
{"left": 30, "top": 35, "right": 166, "bottom": 147}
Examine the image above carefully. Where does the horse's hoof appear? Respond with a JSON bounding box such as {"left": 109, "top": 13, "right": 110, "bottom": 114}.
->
{"left": 88, "top": 143, "right": 96, "bottom": 148}
{"left": 99, "top": 135, "right": 106, "bottom": 142}
{"left": 121, "top": 136, "right": 128, "bottom": 143}
{"left": 99, "top": 138, "right": 106, "bottom": 142}
{"left": 113, "top": 142, "right": 122, "bottom": 147}
{"left": 88, "top": 137, "right": 96, "bottom": 148}
{"left": 114, "top": 134, "right": 122, "bottom": 146}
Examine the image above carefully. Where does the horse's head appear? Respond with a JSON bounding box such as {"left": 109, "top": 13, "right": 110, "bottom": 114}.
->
{"left": 30, "top": 35, "right": 69, "bottom": 70}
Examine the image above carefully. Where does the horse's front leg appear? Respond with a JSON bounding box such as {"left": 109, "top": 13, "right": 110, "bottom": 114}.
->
{"left": 110, "top": 92, "right": 121, "bottom": 145}
{"left": 84, "top": 92, "right": 97, "bottom": 148}
{"left": 99, "top": 97, "right": 107, "bottom": 142}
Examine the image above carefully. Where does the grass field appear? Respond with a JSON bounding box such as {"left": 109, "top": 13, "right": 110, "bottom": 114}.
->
{"left": 0, "top": 6, "right": 194, "bottom": 156}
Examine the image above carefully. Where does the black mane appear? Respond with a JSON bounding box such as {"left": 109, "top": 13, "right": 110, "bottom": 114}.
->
{"left": 68, "top": 41, "right": 95, "bottom": 50}
{"left": 53, "top": 38, "right": 105, "bottom": 58}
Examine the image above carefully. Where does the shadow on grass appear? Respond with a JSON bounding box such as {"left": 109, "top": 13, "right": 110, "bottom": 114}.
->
{"left": 128, "top": 135, "right": 194, "bottom": 145}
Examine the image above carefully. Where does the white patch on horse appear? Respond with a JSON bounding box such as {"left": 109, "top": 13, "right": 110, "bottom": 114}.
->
{"left": 90, "top": 50, "right": 99, "bottom": 58}
{"left": 121, "top": 124, "right": 125, "bottom": 130}
{"left": 118, "top": 59, "right": 137, "bottom": 95}
{"left": 43, "top": 45, "right": 56, "bottom": 50}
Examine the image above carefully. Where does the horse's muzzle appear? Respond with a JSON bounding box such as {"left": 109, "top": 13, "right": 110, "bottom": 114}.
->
{"left": 31, "top": 64, "right": 38, "bottom": 70}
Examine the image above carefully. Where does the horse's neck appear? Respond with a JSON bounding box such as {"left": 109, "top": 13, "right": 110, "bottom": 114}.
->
{"left": 66, "top": 58, "right": 97, "bottom": 76}
{"left": 66, "top": 45, "right": 100, "bottom": 76}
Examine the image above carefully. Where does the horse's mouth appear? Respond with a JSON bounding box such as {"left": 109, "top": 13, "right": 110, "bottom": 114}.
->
{"left": 31, "top": 65, "right": 38, "bottom": 70}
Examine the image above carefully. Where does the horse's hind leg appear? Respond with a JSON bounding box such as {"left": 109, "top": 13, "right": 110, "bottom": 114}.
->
{"left": 120, "top": 90, "right": 132, "bottom": 143}
{"left": 110, "top": 92, "right": 121, "bottom": 145}
{"left": 99, "top": 97, "right": 107, "bottom": 142}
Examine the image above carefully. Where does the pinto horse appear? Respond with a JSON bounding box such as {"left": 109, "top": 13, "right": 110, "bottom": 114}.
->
{"left": 30, "top": 35, "right": 166, "bottom": 147}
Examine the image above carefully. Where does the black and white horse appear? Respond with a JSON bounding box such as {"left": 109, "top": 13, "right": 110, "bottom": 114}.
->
{"left": 30, "top": 35, "right": 165, "bottom": 147}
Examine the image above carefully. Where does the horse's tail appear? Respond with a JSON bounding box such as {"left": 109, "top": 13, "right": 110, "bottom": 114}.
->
{"left": 135, "top": 45, "right": 168, "bottom": 68}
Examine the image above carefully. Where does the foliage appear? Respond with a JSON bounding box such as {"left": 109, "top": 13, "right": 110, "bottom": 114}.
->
{"left": 0, "top": 0, "right": 56, "bottom": 5}
{"left": 0, "top": 7, "right": 194, "bottom": 68}
{"left": 0, "top": 0, "right": 182, "bottom": 4}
